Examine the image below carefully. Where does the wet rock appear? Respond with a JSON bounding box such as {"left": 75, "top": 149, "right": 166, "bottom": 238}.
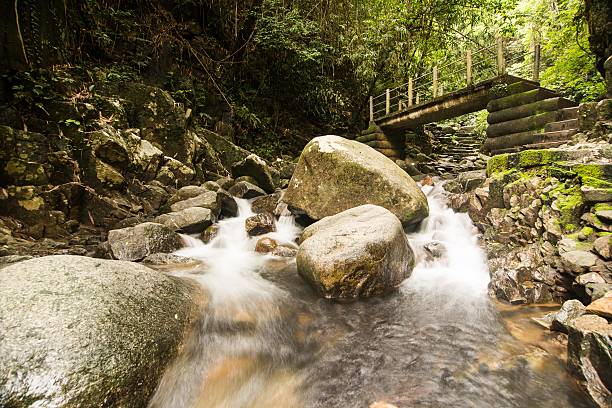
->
{"left": 551, "top": 299, "right": 586, "bottom": 333}
{"left": 169, "top": 191, "right": 220, "bottom": 217}
{"left": 284, "top": 136, "right": 428, "bottom": 226}
{"left": 216, "top": 189, "right": 238, "bottom": 218}
{"left": 593, "top": 235, "right": 611, "bottom": 260}
{"left": 252, "top": 192, "right": 282, "bottom": 214}
{"left": 155, "top": 207, "right": 213, "bottom": 233}
{"left": 566, "top": 314, "right": 612, "bottom": 408}
{"left": 255, "top": 237, "right": 278, "bottom": 253}
{"left": 200, "top": 224, "right": 220, "bottom": 243}
{"left": 271, "top": 245, "right": 298, "bottom": 258}
{"left": 245, "top": 213, "right": 276, "bottom": 236}
{"left": 561, "top": 250, "right": 599, "bottom": 274}
{"left": 297, "top": 205, "right": 414, "bottom": 299}
{"left": 423, "top": 241, "right": 446, "bottom": 261}
{"left": 142, "top": 253, "right": 200, "bottom": 266}
{"left": 231, "top": 154, "right": 279, "bottom": 193}
{"left": 228, "top": 181, "right": 266, "bottom": 199}
{"left": 532, "top": 312, "right": 556, "bottom": 330}
{"left": 421, "top": 175, "right": 434, "bottom": 186}
{"left": 586, "top": 291, "right": 612, "bottom": 319}
{"left": 0, "top": 255, "right": 202, "bottom": 407}
{"left": 107, "top": 222, "right": 184, "bottom": 261}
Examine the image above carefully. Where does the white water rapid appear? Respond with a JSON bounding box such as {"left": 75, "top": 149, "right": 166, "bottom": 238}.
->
{"left": 150, "top": 183, "right": 588, "bottom": 408}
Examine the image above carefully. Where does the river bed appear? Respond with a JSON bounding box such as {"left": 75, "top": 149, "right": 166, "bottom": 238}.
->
{"left": 148, "top": 186, "right": 589, "bottom": 408}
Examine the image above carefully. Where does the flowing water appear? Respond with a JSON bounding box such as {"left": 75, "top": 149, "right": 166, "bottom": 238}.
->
{"left": 149, "top": 185, "right": 589, "bottom": 408}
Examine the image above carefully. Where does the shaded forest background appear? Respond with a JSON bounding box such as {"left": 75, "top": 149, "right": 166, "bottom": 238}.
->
{"left": 0, "top": 0, "right": 609, "bottom": 159}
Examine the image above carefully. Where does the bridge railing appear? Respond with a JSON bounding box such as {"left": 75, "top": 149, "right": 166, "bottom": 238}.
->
{"left": 369, "top": 38, "right": 541, "bottom": 122}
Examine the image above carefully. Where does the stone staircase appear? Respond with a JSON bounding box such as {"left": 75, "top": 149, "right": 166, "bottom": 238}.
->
{"left": 425, "top": 127, "right": 487, "bottom": 174}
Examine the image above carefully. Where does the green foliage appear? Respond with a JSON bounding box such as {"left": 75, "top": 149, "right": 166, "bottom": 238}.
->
{"left": 512, "top": 0, "right": 605, "bottom": 101}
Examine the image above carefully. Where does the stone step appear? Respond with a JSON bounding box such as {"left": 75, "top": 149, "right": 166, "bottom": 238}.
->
{"left": 545, "top": 119, "right": 578, "bottom": 132}
{"left": 560, "top": 106, "right": 579, "bottom": 121}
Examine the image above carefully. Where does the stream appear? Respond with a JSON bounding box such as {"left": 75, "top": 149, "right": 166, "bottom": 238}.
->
{"left": 148, "top": 185, "right": 590, "bottom": 408}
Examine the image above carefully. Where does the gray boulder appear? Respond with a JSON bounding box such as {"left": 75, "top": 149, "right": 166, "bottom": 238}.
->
{"left": 107, "top": 222, "right": 184, "bottom": 261}
{"left": 155, "top": 207, "right": 213, "bottom": 233}
{"left": 231, "top": 154, "right": 279, "bottom": 193}
{"left": 0, "top": 255, "right": 203, "bottom": 407}
{"left": 284, "top": 136, "right": 428, "bottom": 225}
{"left": 297, "top": 204, "right": 414, "bottom": 299}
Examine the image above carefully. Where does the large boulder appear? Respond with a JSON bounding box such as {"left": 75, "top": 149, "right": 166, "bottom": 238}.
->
{"left": 0, "top": 255, "right": 203, "bottom": 407}
{"left": 107, "top": 222, "right": 184, "bottom": 261}
{"left": 283, "top": 136, "right": 428, "bottom": 225}
{"left": 567, "top": 314, "right": 612, "bottom": 407}
{"left": 297, "top": 205, "right": 414, "bottom": 299}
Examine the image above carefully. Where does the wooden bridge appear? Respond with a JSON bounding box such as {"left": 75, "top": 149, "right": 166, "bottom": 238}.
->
{"left": 363, "top": 38, "right": 579, "bottom": 158}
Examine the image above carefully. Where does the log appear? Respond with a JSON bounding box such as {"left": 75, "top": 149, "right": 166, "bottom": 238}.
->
{"left": 487, "top": 97, "right": 576, "bottom": 125}
{"left": 486, "top": 111, "right": 559, "bottom": 138}
{"left": 487, "top": 88, "right": 559, "bottom": 112}
{"left": 484, "top": 130, "right": 543, "bottom": 152}
{"left": 484, "top": 127, "right": 576, "bottom": 152}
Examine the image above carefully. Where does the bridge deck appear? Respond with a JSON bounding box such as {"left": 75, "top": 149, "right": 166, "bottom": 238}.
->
{"left": 376, "top": 75, "right": 540, "bottom": 131}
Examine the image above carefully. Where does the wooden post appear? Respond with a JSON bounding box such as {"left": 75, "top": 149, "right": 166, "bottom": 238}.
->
{"left": 408, "top": 78, "right": 413, "bottom": 107}
{"left": 369, "top": 96, "right": 374, "bottom": 122}
{"left": 432, "top": 66, "right": 438, "bottom": 98}
{"left": 439, "top": 84, "right": 444, "bottom": 97}
{"left": 466, "top": 49, "right": 473, "bottom": 86}
{"left": 496, "top": 36, "right": 506, "bottom": 75}
{"left": 533, "top": 43, "right": 541, "bottom": 82}
{"left": 416, "top": 93, "right": 420, "bottom": 105}
{"left": 385, "top": 89, "right": 390, "bottom": 115}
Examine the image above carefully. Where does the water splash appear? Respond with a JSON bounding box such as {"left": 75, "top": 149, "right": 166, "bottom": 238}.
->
{"left": 402, "top": 183, "right": 491, "bottom": 317}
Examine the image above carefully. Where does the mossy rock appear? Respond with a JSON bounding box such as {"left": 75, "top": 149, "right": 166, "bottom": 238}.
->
{"left": 0, "top": 255, "right": 204, "bottom": 407}
{"left": 284, "top": 136, "right": 428, "bottom": 226}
